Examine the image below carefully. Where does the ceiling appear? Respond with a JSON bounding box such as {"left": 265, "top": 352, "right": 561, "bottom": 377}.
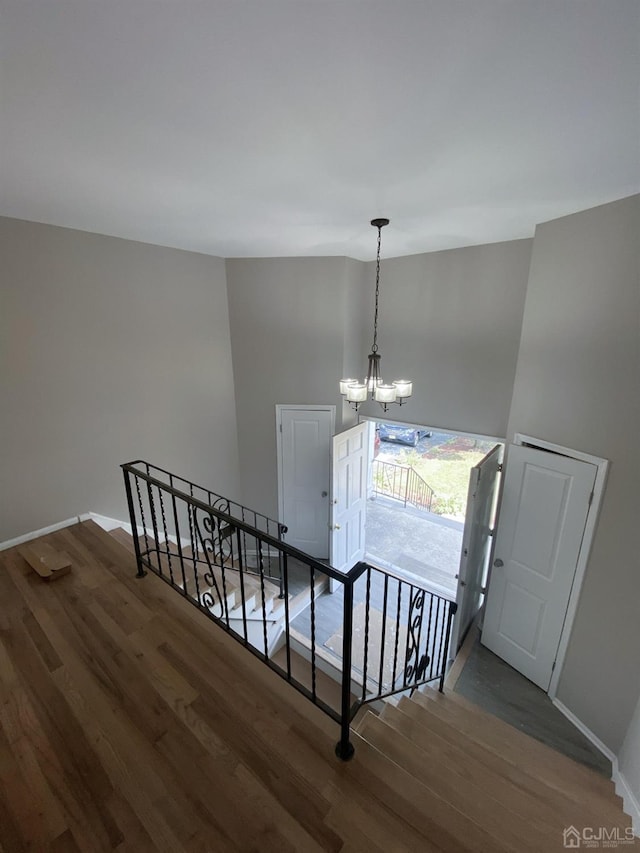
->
{"left": 1, "top": 1, "right": 638, "bottom": 260}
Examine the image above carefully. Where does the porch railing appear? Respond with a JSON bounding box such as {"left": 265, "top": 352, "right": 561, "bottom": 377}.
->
{"left": 372, "top": 458, "right": 435, "bottom": 512}
{"left": 122, "top": 460, "right": 456, "bottom": 760}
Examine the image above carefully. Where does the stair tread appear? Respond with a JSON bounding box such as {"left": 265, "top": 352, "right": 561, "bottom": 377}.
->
{"left": 350, "top": 733, "right": 518, "bottom": 852}
{"left": 108, "top": 526, "right": 135, "bottom": 549}
{"left": 108, "top": 528, "right": 287, "bottom": 625}
{"left": 389, "top": 704, "right": 632, "bottom": 840}
{"left": 415, "top": 690, "right": 612, "bottom": 792}
{"left": 416, "top": 688, "right": 615, "bottom": 799}
{"left": 272, "top": 646, "right": 353, "bottom": 713}
{"left": 359, "top": 710, "right": 564, "bottom": 851}
{"left": 382, "top": 701, "right": 624, "bottom": 831}
{"left": 436, "top": 685, "right": 614, "bottom": 777}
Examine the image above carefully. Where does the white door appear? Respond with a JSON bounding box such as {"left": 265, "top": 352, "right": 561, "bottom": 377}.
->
{"left": 277, "top": 406, "right": 334, "bottom": 558}
{"left": 451, "top": 444, "right": 502, "bottom": 653}
{"left": 482, "top": 444, "right": 596, "bottom": 690}
{"left": 330, "top": 422, "right": 368, "bottom": 573}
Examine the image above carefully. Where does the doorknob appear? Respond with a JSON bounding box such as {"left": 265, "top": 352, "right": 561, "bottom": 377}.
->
{"left": 321, "top": 491, "right": 328, "bottom": 497}
{"left": 334, "top": 524, "right": 341, "bottom": 530}
{"left": 494, "top": 558, "right": 504, "bottom": 567}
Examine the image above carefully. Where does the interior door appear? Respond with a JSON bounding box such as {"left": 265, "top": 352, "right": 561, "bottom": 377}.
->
{"left": 482, "top": 444, "right": 596, "bottom": 690}
{"left": 451, "top": 444, "right": 502, "bottom": 653}
{"left": 330, "top": 422, "right": 368, "bottom": 573}
{"left": 278, "top": 407, "right": 333, "bottom": 558}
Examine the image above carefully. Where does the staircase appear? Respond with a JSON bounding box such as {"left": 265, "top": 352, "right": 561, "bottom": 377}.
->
{"left": 109, "top": 525, "right": 638, "bottom": 847}
{"left": 0, "top": 520, "right": 636, "bottom": 850}
{"left": 111, "top": 526, "right": 287, "bottom": 617}
{"left": 353, "top": 688, "right": 635, "bottom": 851}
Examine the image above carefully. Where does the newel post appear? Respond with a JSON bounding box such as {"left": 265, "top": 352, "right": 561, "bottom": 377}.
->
{"left": 335, "top": 578, "right": 355, "bottom": 761}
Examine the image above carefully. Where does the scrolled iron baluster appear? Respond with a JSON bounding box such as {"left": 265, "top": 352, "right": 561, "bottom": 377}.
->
{"left": 201, "top": 590, "right": 218, "bottom": 614}
{"left": 194, "top": 510, "right": 224, "bottom": 618}
{"left": 210, "top": 497, "right": 233, "bottom": 564}
{"left": 404, "top": 588, "right": 430, "bottom": 684}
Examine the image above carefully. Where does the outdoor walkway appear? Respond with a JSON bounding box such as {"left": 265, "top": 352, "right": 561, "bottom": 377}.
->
{"left": 364, "top": 496, "right": 462, "bottom": 597}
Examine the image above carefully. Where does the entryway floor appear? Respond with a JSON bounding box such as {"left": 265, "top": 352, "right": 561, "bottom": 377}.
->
{"left": 451, "top": 630, "right": 612, "bottom": 777}
{"left": 364, "top": 496, "right": 462, "bottom": 597}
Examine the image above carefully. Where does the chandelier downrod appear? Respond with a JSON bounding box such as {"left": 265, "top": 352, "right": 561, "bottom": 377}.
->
{"left": 339, "top": 218, "right": 412, "bottom": 413}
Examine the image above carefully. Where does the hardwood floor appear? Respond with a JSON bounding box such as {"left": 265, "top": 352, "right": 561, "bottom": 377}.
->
{"left": 0, "top": 521, "right": 635, "bottom": 851}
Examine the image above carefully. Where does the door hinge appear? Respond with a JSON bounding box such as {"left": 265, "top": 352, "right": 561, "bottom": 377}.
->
{"left": 497, "top": 463, "right": 503, "bottom": 472}
{"left": 481, "top": 586, "right": 487, "bottom": 594}
{"left": 488, "top": 527, "right": 494, "bottom": 537}
{"left": 279, "top": 423, "right": 282, "bottom": 433}
{"left": 588, "top": 491, "right": 594, "bottom": 507}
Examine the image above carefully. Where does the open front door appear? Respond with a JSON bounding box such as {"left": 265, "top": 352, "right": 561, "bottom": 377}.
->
{"left": 482, "top": 444, "right": 596, "bottom": 690}
{"left": 330, "top": 422, "right": 368, "bottom": 573}
{"left": 451, "top": 444, "right": 502, "bottom": 653}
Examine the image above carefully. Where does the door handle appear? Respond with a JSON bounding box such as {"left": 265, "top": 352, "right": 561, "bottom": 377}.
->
{"left": 334, "top": 524, "right": 341, "bottom": 530}
{"left": 494, "top": 558, "right": 504, "bottom": 567}
{"left": 321, "top": 491, "right": 328, "bottom": 497}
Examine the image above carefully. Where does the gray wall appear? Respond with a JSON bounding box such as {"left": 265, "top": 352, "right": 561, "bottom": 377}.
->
{"left": 506, "top": 195, "right": 640, "bottom": 752}
{"left": 620, "top": 694, "right": 640, "bottom": 811}
{"left": 357, "top": 239, "right": 533, "bottom": 437}
{"left": 341, "top": 257, "right": 369, "bottom": 432}
{"left": 226, "top": 242, "right": 532, "bottom": 519}
{"left": 1, "top": 218, "right": 240, "bottom": 542}
{"left": 226, "top": 257, "right": 353, "bottom": 518}
{"left": 6, "top": 204, "right": 637, "bottom": 759}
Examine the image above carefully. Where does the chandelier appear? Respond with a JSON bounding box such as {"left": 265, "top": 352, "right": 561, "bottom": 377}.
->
{"left": 339, "top": 218, "right": 412, "bottom": 412}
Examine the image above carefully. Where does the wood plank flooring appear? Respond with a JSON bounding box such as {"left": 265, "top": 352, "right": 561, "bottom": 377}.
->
{"left": 0, "top": 521, "right": 636, "bottom": 852}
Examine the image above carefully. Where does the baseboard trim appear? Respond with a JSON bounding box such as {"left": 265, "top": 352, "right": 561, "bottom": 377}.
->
{"left": 553, "top": 698, "right": 640, "bottom": 836}
{"left": 84, "top": 512, "right": 125, "bottom": 532}
{"left": 0, "top": 516, "right": 81, "bottom": 551}
{"left": 1, "top": 512, "right": 136, "bottom": 551}
{"left": 552, "top": 698, "right": 616, "bottom": 765}
{"left": 614, "top": 769, "right": 640, "bottom": 837}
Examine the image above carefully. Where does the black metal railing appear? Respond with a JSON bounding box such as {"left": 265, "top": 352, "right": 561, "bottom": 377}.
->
{"left": 123, "top": 461, "right": 287, "bottom": 597}
{"left": 122, "top": 460, "right": 456, "bottom": 760}
{"left": 372, "top": 458, "right": 435, "bottom": 512}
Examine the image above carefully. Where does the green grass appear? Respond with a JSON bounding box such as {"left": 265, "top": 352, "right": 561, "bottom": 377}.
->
{"left": 381, "top": 437, "right": 495, "bottom": 520}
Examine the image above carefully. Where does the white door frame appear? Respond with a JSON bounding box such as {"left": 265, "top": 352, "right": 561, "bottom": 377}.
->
{"left": 511, "top": 433, "right": 609, "bottom": 698}
{"left": 275, "top": 404, "right": 336, "bottom": 529}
